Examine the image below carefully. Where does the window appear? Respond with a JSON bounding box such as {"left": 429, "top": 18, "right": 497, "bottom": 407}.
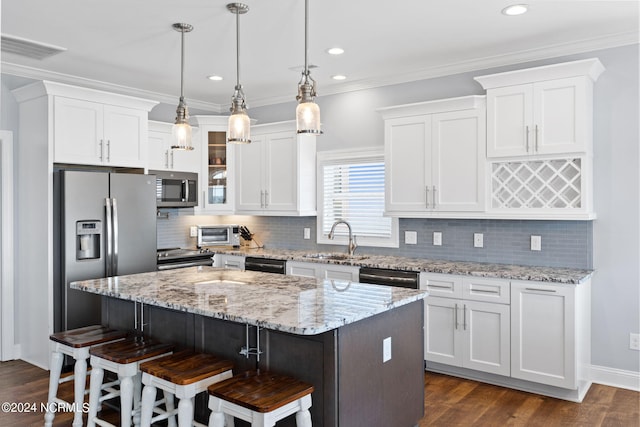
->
{"left": 317, "top": 148, "right": 398, "bottom": 248}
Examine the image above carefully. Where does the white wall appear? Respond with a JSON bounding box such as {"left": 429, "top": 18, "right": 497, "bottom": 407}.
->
{"left": 249, "top": 44, "right": 640, "bottom": 374}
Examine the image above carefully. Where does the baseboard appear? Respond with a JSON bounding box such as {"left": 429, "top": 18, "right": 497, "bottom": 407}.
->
{"left": 590, "top": 364, "right": 640, "bottom": 392}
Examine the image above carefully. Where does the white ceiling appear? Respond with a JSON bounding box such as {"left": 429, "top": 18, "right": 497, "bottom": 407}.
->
{"left": 2, "top": 0, "right": 638, "bottom": 112}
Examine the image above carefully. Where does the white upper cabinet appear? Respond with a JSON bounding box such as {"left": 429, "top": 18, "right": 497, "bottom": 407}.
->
{"left": 379, "top": 96, "right": 486, "bottom": 217}
{"left": 235, "top": 121, "right": 316, "bottom": 216}
{"left": 147, "top": 120, "right": 201, "bottom": 173}
{"left": 475, "top": 58, "right": 604, "bottom": 158}
{"left": 30, "top": 83, "right": 158, "bottom": 167}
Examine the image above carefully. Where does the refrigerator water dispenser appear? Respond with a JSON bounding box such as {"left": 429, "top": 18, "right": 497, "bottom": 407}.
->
{"left": 76, "top": 220, "right": 101, "bottom": 260}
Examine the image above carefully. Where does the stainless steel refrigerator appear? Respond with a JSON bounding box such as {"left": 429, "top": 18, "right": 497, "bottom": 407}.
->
{"left": 53, "top": 170, "right": 157, "bottom": 332}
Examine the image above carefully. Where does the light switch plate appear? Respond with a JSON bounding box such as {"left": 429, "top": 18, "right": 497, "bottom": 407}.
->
{"left": 190, "top": 226, "right": 198, "bottom": 237}
{"left": 473, "top": 233, "right": 483, "bottom": 248}
{"left": 405, "top": 231, "right": 417, "bottom": 245}
{"left": 433, "top": 232, "right": 442, "bottom": 246}
{"left": 383, "top": 337, "right": 392, "bottom": 362}
{"left": 303, "top": 228, "right": 311, "bottom": 239}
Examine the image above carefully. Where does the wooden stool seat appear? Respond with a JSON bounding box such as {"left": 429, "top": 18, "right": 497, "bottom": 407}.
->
{"left": 138, "top": 350, "right": 234, "bottom": 426}
{"left": 87, "top": 336, "right": 174, "bottom": 427}
{"left": 140, "top": 350, "right": 234, "bottom": 385}
{"left": 44, "top": 325, "right": 128, "bottom": 427}
{"left": 89, "top": 335, "right": 174, "bottom": 363}
{"left": 49, "top": 324, "right": 128, "bottom": 348}
{"left": 208, "top": 370, "right": 314, "bottom": 427}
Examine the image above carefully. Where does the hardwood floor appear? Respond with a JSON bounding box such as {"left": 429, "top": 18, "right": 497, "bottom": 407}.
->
{"left": 0, "top": 359, "right": 637, "bottom": 426}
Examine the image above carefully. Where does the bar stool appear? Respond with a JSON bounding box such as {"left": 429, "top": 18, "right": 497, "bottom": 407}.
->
{"left": 207, "top": 370, "right": 314, "bottom": 427}
{"left": 138, "top": 350, "right": 234, "bottom": 427}
{"left": 45, "top": 325, "right": 129, "bottom": 427}
{"left": 87, "top": 335, "right": 174, "bottom": 427}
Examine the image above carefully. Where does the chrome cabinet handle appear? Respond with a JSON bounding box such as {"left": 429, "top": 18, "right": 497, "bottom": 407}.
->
{"left": 165, "top": 151, "right": 169, "bottom": 169}
{"left": 463, "top": 304, "right": 467, "bottom": 330}
{"left": 525, "top": 125, "right": 530, "bottom": 153}
{"left": 432, "top": 185, "right": 436, "bottom": 209}
{"left": 428, "top": 284, "right": 453, "bottom": 289}
{"left": 454, "top": 303, "right": 459, "bottom": 330}
{"left": 425, "top": 186, "right": 430, "bottom": 209}
{"left": 106, "top": 139, "right": 111, "bottom": 162}
{"left": 264, "top": 190, "right": 269, "bottom": 208}
{"left": 99, "top": 139, "right": 104, "bottom": 161}
{"left": 170, "top": 150, "right": 175, "bottom": 169}
{"left": 525, "top": 287, "right": 557, "bottom": 293}
{"left": 535, "top": 124, "right": 539, "bottom": 152}
{"left": 260, "top": 190, "right": 264, "bottom": 208}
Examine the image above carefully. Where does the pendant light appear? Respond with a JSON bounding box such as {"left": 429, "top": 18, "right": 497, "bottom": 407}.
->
{"left": 227, "top": 3, "right": 251, "bottom": 144}
{"left": 171, "top": 23, "right": 194, "bottom": 150}
{"left": 295, "top": 0, "right": 322, "bottom": 134}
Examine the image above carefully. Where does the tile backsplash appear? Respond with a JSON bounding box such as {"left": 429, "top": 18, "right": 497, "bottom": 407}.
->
{"left": 157, "top": 211, "right": 592, "bottom": 269}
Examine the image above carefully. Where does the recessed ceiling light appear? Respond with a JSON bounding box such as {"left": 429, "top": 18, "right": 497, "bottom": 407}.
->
{"left": 502, "top": 4, "right": 528, "bottom": 16}
{"left": 207, "top": 75, "right": 223, "bottom": 81}
{"left": 327, "top": 47, "right": 344, "bottom": 55}
{"left": 332, "top": 75, "right": 347, "bottom": 80}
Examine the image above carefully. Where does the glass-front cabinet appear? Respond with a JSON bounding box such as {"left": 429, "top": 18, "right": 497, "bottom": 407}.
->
{"left": 193, "top": 116, "right": 234, "bottom": 213}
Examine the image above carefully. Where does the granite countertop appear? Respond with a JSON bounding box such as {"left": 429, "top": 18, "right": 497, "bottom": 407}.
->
{"left": 215, "top": 248, "right": 593, "bottom": 284}
{"left": 70, "top": 266, "right": 427, "bottom": 335}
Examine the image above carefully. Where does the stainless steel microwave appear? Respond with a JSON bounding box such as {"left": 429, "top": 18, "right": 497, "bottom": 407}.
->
{"left": 197, "top": 225, "right": 241, "bottom": 248}
{"left": 150, "top": 170, "right": 198, "bottom": 208}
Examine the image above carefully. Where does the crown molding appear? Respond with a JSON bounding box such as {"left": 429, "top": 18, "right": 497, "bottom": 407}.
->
{"left": 1, "top": 62, "right": 224, "bottom": 113}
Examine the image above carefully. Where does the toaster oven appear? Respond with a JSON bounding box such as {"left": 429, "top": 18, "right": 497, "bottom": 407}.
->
{"left": 197, "top": 225, "right": 241, "bottom": 248}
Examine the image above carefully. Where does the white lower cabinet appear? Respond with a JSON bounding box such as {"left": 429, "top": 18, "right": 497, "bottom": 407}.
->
{"left": 287, "top": 261, "right": 359, "bottom": 281}
{"left": 213, "top": 254, "right": 245, "bottom": 270}
{"left": 422, "top": 273, "right": 510, "bottom": 376}
{"left": 511, "top": 280, "right": 588, "bottom": 390}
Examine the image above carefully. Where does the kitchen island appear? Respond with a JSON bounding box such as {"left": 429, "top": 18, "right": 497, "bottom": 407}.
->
{"left": 71, "top": 266, "right": 428, "bottom": 427}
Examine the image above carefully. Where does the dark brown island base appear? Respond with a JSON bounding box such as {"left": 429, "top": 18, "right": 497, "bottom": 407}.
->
{"left": 71, "top": 266, "right": 428, "bottom": 427}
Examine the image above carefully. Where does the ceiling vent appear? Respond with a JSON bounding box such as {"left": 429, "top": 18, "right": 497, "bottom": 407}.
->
{"left": 1, "top": 34, "right": 66, "bottom": 60}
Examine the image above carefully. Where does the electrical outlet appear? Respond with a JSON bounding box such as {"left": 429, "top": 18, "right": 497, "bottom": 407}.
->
{"left": 433, "top": 232, "right": 442, "bottom": 246}
{"left": 383, "top": 337, "right": 392, "bottom": 362}
{"left": 473, "top": 233, "right": 483, "bottom": 248}
{"left": 189, "top": 226, "right": 198, "bottom": 237}
{"left": 630, "top": 333, "right": 640, "bottom": 351}
{"left": 531, "top": 235, "right": 542, "bottom": 251}
{"left": 405, "top": 231, "right": 417, "bottom": 245}
{"left": 303, "top": 228, "right": 311, "bottom": 239}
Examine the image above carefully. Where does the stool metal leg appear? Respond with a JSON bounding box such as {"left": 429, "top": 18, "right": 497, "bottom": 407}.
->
{"left": 87, "top": 366, "right": 104, "bottom": 427}
{"left": 44, "top": 350, "right": 63, "bottom": 427}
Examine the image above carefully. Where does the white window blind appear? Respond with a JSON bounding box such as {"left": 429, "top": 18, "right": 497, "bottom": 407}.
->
{"left": 318, "top": 152, "right": 397, "bottom": 246}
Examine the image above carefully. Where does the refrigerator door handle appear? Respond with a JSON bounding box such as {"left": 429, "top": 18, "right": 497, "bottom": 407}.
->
{"left": 105, "top": 197, "right": 113, "bottom": 276}
{"left": 112, "top": 198, "right": 119, "bottom": 276}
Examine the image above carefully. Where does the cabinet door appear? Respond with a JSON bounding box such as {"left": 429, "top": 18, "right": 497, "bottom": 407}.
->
{"left": 235, "top": 134, "right": 265, "bottom": 211}
{"left": 463, "top": 301, "right": 510, "bottom": 375}
{"left": 511, "top": 282, "right": 576, "bottom": 388}
{"left": 431, "top": 109, "right": 485, "bottom": 211}
{"left": 148, "top": 129, "right": 171, "bottom": 170}
{"left": 534, "top": 77, "right": 587, "bottom": 155}
{"left": 384, "top": 116, "right": 430, "bottom": 213}
{"left": 264, "top": 132, "right": 297, "bottom": 211}
{"left": 287, "top": 261, "right": 319, "bottom": 278}
{"left": 53, "top": 97, "right": 103, "bottom": 164}
{"left": 213, "top": 254, "right": 245, "bottom": 270}
{"left": 103, "top": 105, "right": 146, "bottom": 167}
{"left": 486, "top": 84, "right": 533, "bottom": 158}
{"left": 424, "top": 296, "right": 463, "bottom": 366}
{"left": 322, "top": 264, "right": 359, "bottom": 281}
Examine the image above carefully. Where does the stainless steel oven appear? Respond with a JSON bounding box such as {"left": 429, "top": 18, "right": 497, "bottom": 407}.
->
{"left": 359, "top": 267, "right": 420, "bottom": 289}
{"left": 156, "top": 248, "right": 214, "bottom": 270}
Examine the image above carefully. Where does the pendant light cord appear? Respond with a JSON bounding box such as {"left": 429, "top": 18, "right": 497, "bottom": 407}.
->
{"left": 236, "top": 8, "right": 241, "bottom": 88}
{"left": 304, "top": 0, "right": 309, "bottom": 77}
{"left": 180, "top": 27, "right": 185, "bottom": 99}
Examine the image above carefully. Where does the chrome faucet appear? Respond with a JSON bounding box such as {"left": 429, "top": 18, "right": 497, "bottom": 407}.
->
{"left": 328, "top": 220, "right": 357, "bottom": 256}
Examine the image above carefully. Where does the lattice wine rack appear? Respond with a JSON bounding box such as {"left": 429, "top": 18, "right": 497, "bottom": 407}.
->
{"left": 491, "top": 158, "right": 583, "bottom": 209}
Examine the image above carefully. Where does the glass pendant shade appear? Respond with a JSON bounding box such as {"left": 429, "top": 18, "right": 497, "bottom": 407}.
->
{"left": 228, "top": 107, "right": 251, "bottom": 143}
{"left": 296, "top": 100, "right": 321, "bottom": 134}
{"left": 171, "top": 121, "right": 192, "bottom": 150}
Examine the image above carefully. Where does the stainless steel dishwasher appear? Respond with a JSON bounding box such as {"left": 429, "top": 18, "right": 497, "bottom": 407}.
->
{"left": 358, "top": 267, "right": 420, "bottom": 289}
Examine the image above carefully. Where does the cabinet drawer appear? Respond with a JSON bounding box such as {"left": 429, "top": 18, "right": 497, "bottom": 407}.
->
{"left": 420, "top": 273, "right": 463, "bottom": 298}
{"left": 462, "top": 277, "right": 510, "bottom": 304}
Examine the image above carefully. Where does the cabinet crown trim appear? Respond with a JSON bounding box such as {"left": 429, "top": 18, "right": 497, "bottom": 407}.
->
{"left": 474, "top": 58, "right": 605, "bottom": 89}
{"left": 377, "top": 95, "right": 485, "bottom": 119}
{"left": 12, "top": 80, "right": 158, "bottom": 111}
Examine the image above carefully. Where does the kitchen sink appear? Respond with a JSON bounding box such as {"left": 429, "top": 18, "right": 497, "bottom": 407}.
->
{"left": 301, "top": 253, "right": 369, "bottom": 261}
